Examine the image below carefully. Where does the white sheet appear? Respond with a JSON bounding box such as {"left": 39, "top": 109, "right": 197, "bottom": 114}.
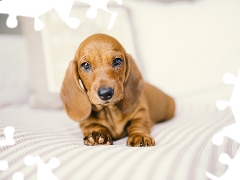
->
{"left": 0, "top": 100, "right": 238, "bottom": 180}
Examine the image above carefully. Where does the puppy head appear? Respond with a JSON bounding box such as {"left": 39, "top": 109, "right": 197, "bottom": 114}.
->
{"left": 76, "top": 34, "right": 126, "bottom": 106}
{"left": 60, "top": 34, "right": 144, "bottom": 121}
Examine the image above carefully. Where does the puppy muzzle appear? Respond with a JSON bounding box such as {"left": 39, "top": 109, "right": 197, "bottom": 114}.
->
{"left": 98, "top": 87, "right": 114, "bottom": 101}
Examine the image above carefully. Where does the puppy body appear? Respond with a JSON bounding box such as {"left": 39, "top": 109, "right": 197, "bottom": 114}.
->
{"left": 79, "top": 83, "right": 174, "bottom": 142}
{"left": 60, "top": 34, "right": 175, "bottom": 147}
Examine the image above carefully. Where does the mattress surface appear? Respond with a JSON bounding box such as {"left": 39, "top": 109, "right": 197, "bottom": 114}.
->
{"left": 0, "top": 101, "right": 238, "bottom": 180}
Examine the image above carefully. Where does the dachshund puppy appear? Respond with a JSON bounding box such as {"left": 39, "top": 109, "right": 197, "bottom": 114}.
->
{"left": 60, "top": 34, "right": 175, "bottom": 147}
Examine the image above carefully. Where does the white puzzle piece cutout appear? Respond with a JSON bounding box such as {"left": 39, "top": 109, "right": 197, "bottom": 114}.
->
{"left": 24, "top": 155, "right": 60, "bottom": 180}
{"left": 0, "top": 0, "right": 123, "bottom": 31}
{"left": 206, "top": 150, "right": 240, "bottom": 180}
{"left": 11, "top": 155, "right": 60, "bottom": 180}
{"left": 206, "top": 69, "right": 240, "bottom": 179}
{"left": 213, "top": 69, "right": 240, "bottom": 146}
{"left": 1, "top": 127, "right": 16, "bottom": 178}
{"left": 0, "top": 0, "right": 79, "bottom": 31}
{"left": 0, "top": 126, "right": 15, "bottom": 147}
{"left": 0, "top": 160, "right": 8, "bottom": 171}
{"left": 74, "top": 0, "right": 122, "bottom": 30}
{"left": 12, "top": 172, "right": 24, "bottom": 180}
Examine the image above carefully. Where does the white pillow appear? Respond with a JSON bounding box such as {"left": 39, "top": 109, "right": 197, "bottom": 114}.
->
{"left": 0, "top": 35, "right": 29, "bottom": 106}
{"left": 126, "top": 0, "right": 240, "bottom": 102}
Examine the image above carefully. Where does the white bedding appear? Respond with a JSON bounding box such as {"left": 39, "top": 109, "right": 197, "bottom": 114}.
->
{"left": 0, "top": 100, "right": 238, "bottom": 180}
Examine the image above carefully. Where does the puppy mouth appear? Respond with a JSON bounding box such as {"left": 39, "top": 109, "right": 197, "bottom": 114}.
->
{"left": 102, "top": 101, "right": 113, "bottom": 106}
{"left": 101, "top": 100, "right": 117, "bottom": 106}
{"left": 97, "top": 97, "right": 122, "bottom": 106}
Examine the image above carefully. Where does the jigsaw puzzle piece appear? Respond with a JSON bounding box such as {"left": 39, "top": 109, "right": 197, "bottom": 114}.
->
{"left": 77, "top": 0, "right": 123, "bottom": 30}
{"left": 218, "top": 69, "right": 240, "bottom": 122}
{"left": 206, "top": 150, "right": 240, "bottom": 180}
{"left": 13, "top": 172, "right": 24, "bottom": 180}
{"left": 6, "top": 15, "right": 18, "bottom": 28}
{"left": 0, "top": 0, "right": 80, "bottom": 31}
{"left": 54, "top": 0, "right": 80, "bottom": 29}
{"left": 46, "top": 157, "right": 60, "bottom": 169}
{"left": 0, "top": 0, "right": 51, "bottom": 30}
{"left": 34, "top": 18, "right": 45, "bottom": 31}
{"left": 0, "top": 126, "right": 15, "bottom": 147}
{"left": 216, "top": 100, "right": 229, "bottom": 111}
{"left": 24, "top": 155, "right": 60, "bottom": 180}
{"left": 223, "top": 73, "right": 237, "bottom": 85}
{"left": 228, "top": 70, "right": 240, "bottom": 122}
{"left": 24, "top": 155, "right": 37, "bottom": 166}
{"left": 212, "top": 123, "right": 240, "bottom": 146}
{"left": 0, "top": 160, "right": 8, "bottom": 171}
{"left": 0, "top": 0, "right": 17, "bottom": 28}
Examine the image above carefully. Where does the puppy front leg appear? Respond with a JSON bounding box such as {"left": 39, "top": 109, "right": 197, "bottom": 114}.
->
{"left": 126, "top": 112, "right": 155, "bottom": 147}
{"left": 80, "top": 117, "right": 113, "bottom": 146}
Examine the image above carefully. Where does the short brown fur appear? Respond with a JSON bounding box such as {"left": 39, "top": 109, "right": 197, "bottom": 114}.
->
{"left": 60, "top": 34, "right": 175, "bottom": 147}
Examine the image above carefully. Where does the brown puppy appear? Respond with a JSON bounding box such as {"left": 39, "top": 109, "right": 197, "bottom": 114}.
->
{"left": 60, "top": 34, "right": 175, "bottom": 147}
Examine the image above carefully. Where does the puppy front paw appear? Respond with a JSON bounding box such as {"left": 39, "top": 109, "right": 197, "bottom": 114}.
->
{"left": 83, "top": 131, "right": 113, "bottom": 146}
{"left": 127, "top": 134, "right": 155, "bottom": 147}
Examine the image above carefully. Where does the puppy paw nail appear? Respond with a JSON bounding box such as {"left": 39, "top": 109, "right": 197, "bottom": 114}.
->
{"left": 106, "top": 141, "right": 111, "bottom": 145}
{"left": 98, "top": 136, "right": 104, "bottom": 144}
{"left": 88, "top": 137, "right": 94, "bottom": 143}
{"left": 127, "top": 135, "right": 155, "bottom": 147}
{"left": 84, "top": 131, "right": 112, "bottom": 146}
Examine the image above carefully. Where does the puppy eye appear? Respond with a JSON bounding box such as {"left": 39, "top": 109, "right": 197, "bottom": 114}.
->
{"left": 81, "top": 62, "right": 91, "bottom": 71}
{"left": 112, "top": 58, "right": 123, "bottom": 68}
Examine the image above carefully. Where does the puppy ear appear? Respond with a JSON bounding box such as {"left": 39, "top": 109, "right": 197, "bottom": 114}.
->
{"left": 60, "top": 60, "right": 91, "bottom": 121}
{"left": 117, "top": 54, "right": 144, "bottom": 114}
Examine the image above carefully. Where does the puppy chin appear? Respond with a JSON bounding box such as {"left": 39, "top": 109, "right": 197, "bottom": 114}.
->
{"left": 92, "top": 99, "right": 118, "bottom": 107}
{"left": 90, "top": 101, "right": 114, "bottom": 107}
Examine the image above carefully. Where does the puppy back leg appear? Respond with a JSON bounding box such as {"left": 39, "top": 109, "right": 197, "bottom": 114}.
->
{"left": 144, "top": 83, "right": 175, "bottom": 124}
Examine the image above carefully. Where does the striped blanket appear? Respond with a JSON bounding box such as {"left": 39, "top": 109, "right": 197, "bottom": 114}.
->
{"left": 0, "top": 100, "right": 238, "bottom": 180}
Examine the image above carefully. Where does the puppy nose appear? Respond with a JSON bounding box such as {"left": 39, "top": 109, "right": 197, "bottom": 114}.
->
{"left": 98, "top": 87, "right": 114, "bottom": 100}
